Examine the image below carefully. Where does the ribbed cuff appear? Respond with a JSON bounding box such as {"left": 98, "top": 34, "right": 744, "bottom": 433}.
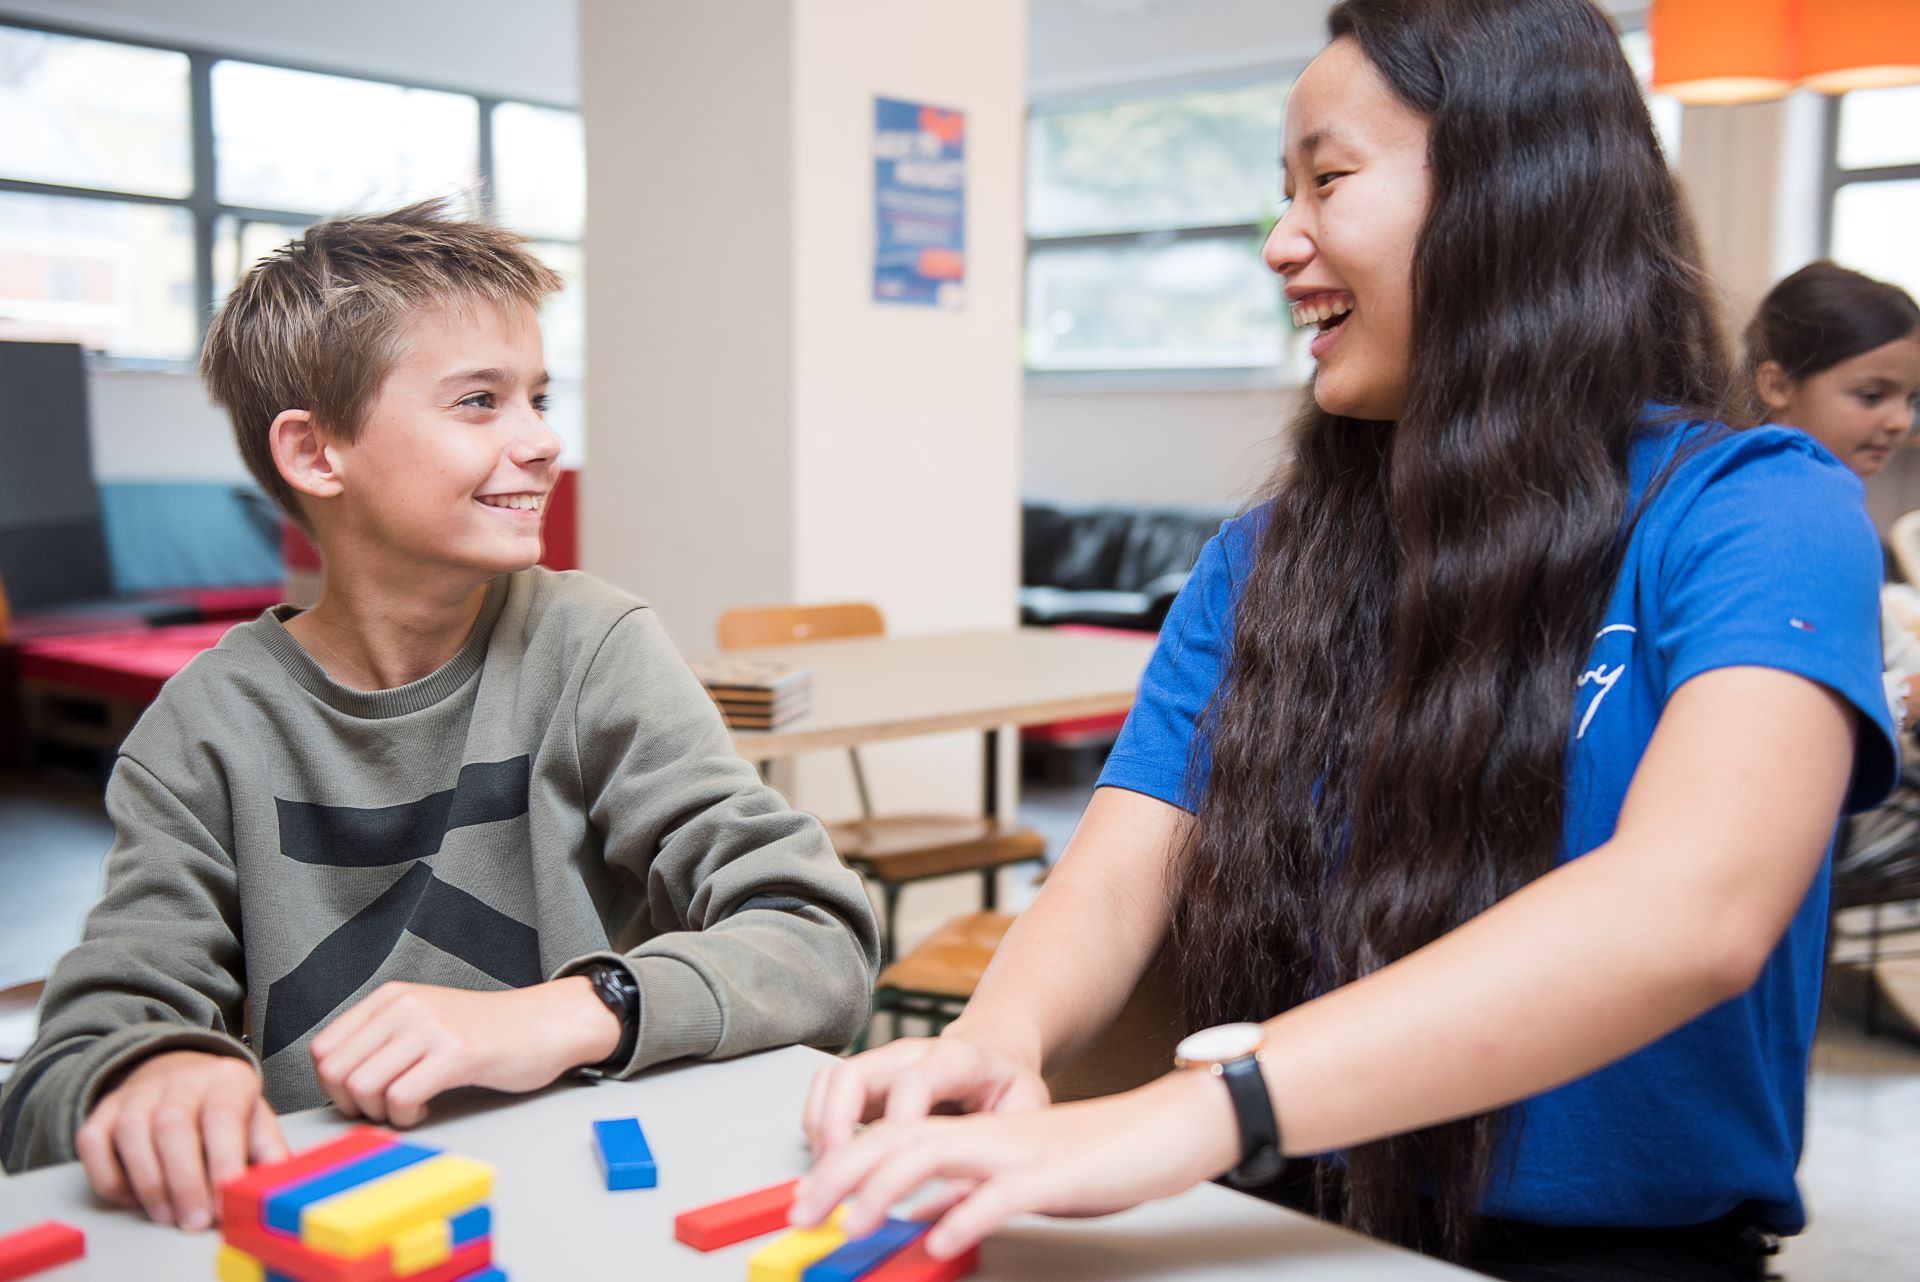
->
{"left": 552, "top": 951, "right": 725, "bottom": 1079}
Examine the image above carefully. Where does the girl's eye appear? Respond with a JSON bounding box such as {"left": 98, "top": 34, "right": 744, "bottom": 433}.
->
{"left": 458, "top": 392, "right": 496, "bottom": 410}
{"left": 532, "top": 394, "right": 551, "bottom": 412}
{"left": 1315, "top": 171, "right": 1348, "bottom": 188}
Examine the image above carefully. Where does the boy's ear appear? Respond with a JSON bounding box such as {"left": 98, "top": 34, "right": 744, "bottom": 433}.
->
{"left": 269, "top": 408, "right": 344, "bottom": 501}
{"left": 1753, "top": 360, "right": 1794, "bottom": 416}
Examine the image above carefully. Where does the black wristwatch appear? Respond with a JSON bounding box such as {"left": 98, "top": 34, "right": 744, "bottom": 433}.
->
{"left": 1175, "top": 1022, "right": 1285, "bottom": 1188}
{"left": 579, "top": 961, "right": 639, "bottom": 1071}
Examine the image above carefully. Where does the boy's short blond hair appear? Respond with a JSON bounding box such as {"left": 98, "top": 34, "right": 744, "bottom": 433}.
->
{"left": 200, "top": 197, "right": 563, "bottom": 524}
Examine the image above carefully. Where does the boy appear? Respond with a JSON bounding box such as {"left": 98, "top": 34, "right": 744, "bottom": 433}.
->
{"left": 0, "top": 201, "right": 879, "bottom": 1229}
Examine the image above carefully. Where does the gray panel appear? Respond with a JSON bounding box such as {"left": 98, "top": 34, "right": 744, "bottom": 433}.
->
{"left": 0, "top": 340, "right": 99, "bottom": 532}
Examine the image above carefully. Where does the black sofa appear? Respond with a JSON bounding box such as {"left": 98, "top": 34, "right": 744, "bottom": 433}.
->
{"left": 1021, "top": 501, "right": 1231, "bottom": 633}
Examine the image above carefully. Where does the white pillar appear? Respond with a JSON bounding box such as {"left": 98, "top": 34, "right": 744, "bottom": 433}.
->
{"left": 579, "top": 0, "right": 1028, "bottom": 816}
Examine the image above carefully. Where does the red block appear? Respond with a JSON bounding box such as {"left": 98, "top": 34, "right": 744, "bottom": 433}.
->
{"left": 223, "top": 1218, "right": 489, "bottom": 1282}
{"left": 672, "top": 1179, "right": 801, "bottom": 1252}
{"left": 219, "top": 1127, "right": 398, "bottom": 1230}
{"left": 863, "top": 1238, "right": 980, "bottom": 1282}
{"left": 0, "top": 1221, "right": 84, "bottom": 1282}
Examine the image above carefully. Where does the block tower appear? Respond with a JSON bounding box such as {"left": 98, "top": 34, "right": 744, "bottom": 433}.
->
{"left": 215, "top": 1127, "right": 504, "bottom": 1282}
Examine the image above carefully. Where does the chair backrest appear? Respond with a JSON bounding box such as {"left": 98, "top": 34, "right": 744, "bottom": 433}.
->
{"left": 0, "top": 340, "right": 115, "bottom": 610}
{"left": 1892, "top": 511, "right": 1920, "bottom": 589}
{"left": 717, "top": 602, "right": 885, "bottom": 650}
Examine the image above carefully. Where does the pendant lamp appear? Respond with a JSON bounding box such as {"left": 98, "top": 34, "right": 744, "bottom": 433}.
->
{"left": 1799, "top": 0, "right": 1920, "bottom": 93}
{"left": 1650, "top": 0, "right": 1798, "bottom": 104}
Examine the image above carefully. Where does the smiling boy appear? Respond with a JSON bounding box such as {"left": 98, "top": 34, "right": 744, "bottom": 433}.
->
{"left": 0, "top": 200, "right": 878, "bottom": 1228}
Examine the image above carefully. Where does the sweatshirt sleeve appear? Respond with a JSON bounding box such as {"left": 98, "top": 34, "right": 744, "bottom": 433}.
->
{"left": 0, "top": 755, "right": 255, "bottom": 1172}
{"left": 557, "top": 608, "right": 880, "bottom": 1075}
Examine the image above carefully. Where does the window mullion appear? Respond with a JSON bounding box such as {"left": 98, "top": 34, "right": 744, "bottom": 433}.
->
{"left": 190, "top": 50, "right": 218, "bottom": 344}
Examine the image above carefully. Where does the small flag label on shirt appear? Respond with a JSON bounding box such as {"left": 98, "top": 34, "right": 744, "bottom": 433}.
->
{"left": 1789, "top": 617, "right": 1816, "bottom": 632}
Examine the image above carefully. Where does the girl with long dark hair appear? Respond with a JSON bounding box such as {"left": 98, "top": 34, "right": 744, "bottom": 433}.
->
{"left": 795, "top": 2, "right": 1898, "bottom": 1278}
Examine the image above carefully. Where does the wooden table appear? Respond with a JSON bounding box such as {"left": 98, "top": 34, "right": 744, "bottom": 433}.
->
{"left": 714, "top": 627, "right": 1159, "bottom": 818}
{"left": 0, "top": 1046, "right": 1481, "bottom": 1281}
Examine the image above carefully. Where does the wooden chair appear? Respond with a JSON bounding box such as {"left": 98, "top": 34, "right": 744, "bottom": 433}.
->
{"left": 716, "top": 602, "right": 1048, "bottom": 964}
{"left": 868, "top": 910, "right": 1015, "bottom": 1044}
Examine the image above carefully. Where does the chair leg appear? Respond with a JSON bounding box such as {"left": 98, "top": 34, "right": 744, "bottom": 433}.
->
{"left": 881, "top": 882, "right": 902, "bottom": 967}
{"left": 981, "top": 865, "right": 998, "bottom": 911}
{"left": 1866, "top": 901, "right": 1883, "bottom": 1036}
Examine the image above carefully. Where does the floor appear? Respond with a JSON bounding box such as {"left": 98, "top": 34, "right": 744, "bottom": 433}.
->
{"left": 3, "top": 768, "right": 1917, "bottom": 1281}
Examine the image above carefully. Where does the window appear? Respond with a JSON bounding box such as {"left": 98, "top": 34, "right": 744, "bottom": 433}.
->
{"left": 1825, "top": 85, "right": 1920, "bottom": 303}
{"left": 1025, "top": 79, "right": 1293, "bottom": 376}
{"left": 1024, "top": 29, "right": 1679, "bottom": 377}
{"left": 0, "top": 18, "right": 584, "bottom": 373}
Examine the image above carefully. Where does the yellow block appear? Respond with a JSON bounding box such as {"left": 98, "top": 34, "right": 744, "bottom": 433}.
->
{"left": 301, "top": 1154, "right": 493, "bottom": 1259}
{"left": 746, "top": 1207, "right": 850, "bottom": 1282}
{"left": 390, "top": 1215, "right": 454, "bottom": 1275}
{"left": 215, "top": 1243, "right": 265, "bottom": 1282}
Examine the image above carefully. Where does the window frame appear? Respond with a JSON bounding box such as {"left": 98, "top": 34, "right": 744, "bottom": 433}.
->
{"left": 1819, "top": 91, "right": 1920, "bottom": 264}
{"left": 0, "top": 13, "right": 580, "bottom": 368}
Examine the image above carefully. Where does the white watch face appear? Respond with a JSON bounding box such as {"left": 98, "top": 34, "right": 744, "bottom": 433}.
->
{"left": 1176, "top": 1022, "right": 1266, "bottom": 1065}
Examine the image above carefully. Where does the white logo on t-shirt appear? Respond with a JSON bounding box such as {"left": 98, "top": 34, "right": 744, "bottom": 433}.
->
{"left": 1576, "top": 624, "right": 1638, "bottom": 740}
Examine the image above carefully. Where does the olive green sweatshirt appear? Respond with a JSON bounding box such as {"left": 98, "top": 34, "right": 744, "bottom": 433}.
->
{"left": 1, "top": 568, "right": 878, "bottom": 1171}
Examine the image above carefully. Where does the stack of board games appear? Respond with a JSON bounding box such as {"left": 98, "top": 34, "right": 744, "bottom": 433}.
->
{"left": 692, "top": 660, "right": 813, "bottom": 730}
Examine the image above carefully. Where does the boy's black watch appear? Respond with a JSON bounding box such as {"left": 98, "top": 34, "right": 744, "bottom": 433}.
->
{"left": 580, "top": 961, "right": 639, "bottom": 1070}
{"left": 1175, "top": 1022, "right": 1285, "bottom": 1188}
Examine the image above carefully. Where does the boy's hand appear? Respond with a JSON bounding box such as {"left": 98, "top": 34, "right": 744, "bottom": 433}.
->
{"left": 310, "top": 978, "right": 620, "bottom": 1127}
{"left": 75, "top": 1050, "right": 287, "bottom": 1231}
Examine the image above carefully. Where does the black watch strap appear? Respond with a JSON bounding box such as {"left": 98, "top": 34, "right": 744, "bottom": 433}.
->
{"left": 1219, "top": 1055, "right": 1285, "bottom": 1188}
{"left": 581, "top": 962, "right": 639, "bottom": 1071}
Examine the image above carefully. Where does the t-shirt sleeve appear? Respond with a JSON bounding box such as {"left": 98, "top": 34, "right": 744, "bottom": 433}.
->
{"left": 1654, "top": 430, "right": 1899, "bottom": 812}
{"left": 1097, "top": 513, "right": 1256, "bottom": 811}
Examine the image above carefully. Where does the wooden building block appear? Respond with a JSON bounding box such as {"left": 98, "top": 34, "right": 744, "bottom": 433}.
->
{"left": 0, "top": 1221, "right": 84, "bottom": 1282}
{"left": 220, "top": 1127, "right": 398, "bottom": 1229}
{"left": 803, "top": 1218, "right": 929, "bottom": 1282}
{"left": 591, "top": 1118, "right": 656, "bottom": 1190}
{"left": 267, "top": 1143, "right": 438, "bottom": 1234}
{"left": 302, "top": 1155, "right": 493, "bottom": 1259}
{"left": 746, "top": 1209, "right": 849, "bottom": 1282}
{"left": 389, "top": 1216, "right": 453, "bottom": 1275}
{"left": 216, "top": 1243, "right": 266, "bottom": 1282}
{"left": 862, "top": 1239, "right": 980, "bottom": 1282}
{"left": 672, "top": 1179, "right": 801, "bottom": 1252}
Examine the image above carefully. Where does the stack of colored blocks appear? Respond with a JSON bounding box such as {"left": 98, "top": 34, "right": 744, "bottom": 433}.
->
{"left": 673, "top": 1181, "right": 979, "bottom": 1282}
{"left": 215, "top": 1127, "right": 505, "bottom": 1282}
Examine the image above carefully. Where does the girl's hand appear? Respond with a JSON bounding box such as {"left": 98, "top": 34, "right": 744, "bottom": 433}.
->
{"left": 801, "top": 1024, "right": 1051, "bottom": 1158}
{"left": 76, "top": 1050, "right": 287, "bottom": 1230}
{"left": 792, "top": 1070, "right": 1241, "bottom": 1260}
{"left": 310, "top": 977, "right": 619, "bottom": 1127}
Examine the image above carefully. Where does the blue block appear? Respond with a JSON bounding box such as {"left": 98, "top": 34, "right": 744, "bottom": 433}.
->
{"left": 803, "top": 1217, "right": 930, "bottom": 1282}
{"left": 268, "top": 1274, "right": 297, "bottom": 1282}
{"left": 263, "top": 1142, "right": 439, "bottom": 1234}
{"left": 450, "top": 1204, "right": 492, "bottom": 1245}
{"left": 452, "top": 1269, "right": 507, "bottom": 1282}
{"left": 592, "top": 1117, "right": 656, "bottom": 1190}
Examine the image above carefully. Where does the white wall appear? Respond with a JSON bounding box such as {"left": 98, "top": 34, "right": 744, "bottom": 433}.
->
{"left": 1023, "top": 384, "right": 1295, "bottom": 508}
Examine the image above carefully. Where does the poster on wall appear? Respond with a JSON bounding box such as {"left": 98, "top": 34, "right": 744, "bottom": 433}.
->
{"left": 873, "top": 96, "right": 965, "bottom": 310}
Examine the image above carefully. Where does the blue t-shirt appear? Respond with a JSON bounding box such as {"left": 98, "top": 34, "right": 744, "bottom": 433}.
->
{"left": 1098, "top": 420, "right": 1899, "bottom": 1231}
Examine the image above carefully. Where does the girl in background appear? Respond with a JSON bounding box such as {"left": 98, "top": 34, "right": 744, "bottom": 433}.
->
{"left": 1747, "top": 260, "right": 1920, "bottom": 724}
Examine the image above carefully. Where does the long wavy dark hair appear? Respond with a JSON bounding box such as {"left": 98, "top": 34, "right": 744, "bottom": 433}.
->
{"left": 1169, "top": 0, "right": 1732, "bottom": 1257}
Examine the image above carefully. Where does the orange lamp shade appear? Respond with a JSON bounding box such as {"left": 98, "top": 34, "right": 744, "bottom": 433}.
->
{"left": 1650, "top": 0, "right": 1798, "bottom": 103}
{"left": 1800, "top": 0, "right": 1920, "bottom": 93}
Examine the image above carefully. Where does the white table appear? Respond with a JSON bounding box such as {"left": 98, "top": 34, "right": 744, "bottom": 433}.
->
{"left": 0, "top": 1046, "right": 1480, "bottom": 1281}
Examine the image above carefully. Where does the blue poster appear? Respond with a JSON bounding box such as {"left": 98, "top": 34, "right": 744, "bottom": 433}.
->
{"left": 873, "top": 97, "right": 965, "bottom": 309}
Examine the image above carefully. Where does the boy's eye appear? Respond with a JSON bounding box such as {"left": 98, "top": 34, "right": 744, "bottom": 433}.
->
{"left": 457, "top": 392, "right": 496, "bottom": 410}
{"left": 532, "top": 393, "right": 551, "bottom": 412}
{"left": 1314, "top": 170, "right": 1349, "bottom": 188}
